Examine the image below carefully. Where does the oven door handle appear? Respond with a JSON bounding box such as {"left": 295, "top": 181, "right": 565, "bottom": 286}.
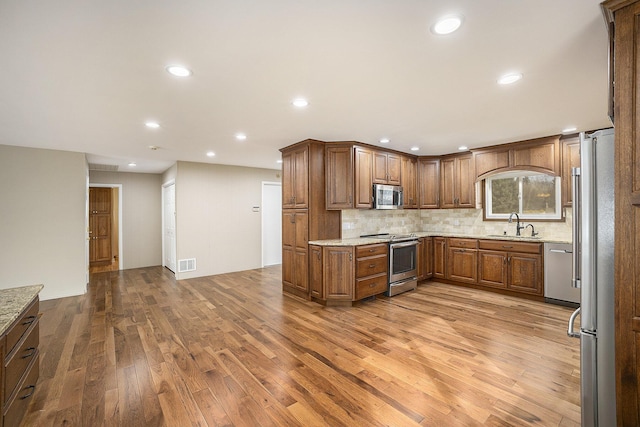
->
{"left": 389, "top": 240, "right": 418, "bottom": 249}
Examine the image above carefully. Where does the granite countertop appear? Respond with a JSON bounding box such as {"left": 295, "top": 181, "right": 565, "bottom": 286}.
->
{"left": 0, "top": 284, "right": 44, "bottom": 336}
{"left": 309, "top": 232, "right": 571, "bottom": 246}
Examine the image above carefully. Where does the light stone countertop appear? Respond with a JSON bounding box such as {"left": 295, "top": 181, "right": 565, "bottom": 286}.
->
{"left": 0, "top": 284, "right": 44, "bottom": 336}
{"left": 309, "top": 232, "right": 571, "bottom": 246}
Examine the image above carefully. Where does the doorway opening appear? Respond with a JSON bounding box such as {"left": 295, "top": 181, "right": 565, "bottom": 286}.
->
{"left": 162, "top": 181, "right": 176, "bottom": 273}
{"left": 262, "top": 181, "right": 282, "bottom": 267}
{"left": 89, "top": 184, "right": 123, "bottom": 273}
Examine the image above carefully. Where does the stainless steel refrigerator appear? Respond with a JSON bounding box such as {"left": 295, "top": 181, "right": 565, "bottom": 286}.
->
{"left": 568, "top": 128, "right": 616, "bottom": 426}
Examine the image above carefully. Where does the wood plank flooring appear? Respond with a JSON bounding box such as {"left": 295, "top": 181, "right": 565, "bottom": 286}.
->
{"left": 22, "top": 266, "right": 581, "bottom": 426}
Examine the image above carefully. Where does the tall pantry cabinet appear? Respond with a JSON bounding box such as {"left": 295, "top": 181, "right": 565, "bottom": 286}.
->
{"left": 280, "top": 140, "right": 341, "bottom": 299}
{"left": 603, "top": 1, "right": 640, "bottom": 424}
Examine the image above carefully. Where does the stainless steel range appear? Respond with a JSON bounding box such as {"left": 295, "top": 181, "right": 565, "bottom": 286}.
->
{"left": 361, "top": 233, "right": 419, "bottom": 296}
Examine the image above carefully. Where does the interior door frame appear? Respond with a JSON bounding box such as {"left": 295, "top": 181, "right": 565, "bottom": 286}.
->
{"left": 89, "top": 183, "right": 123, "bottom": 270}
{"left": 261, "top": 181, "right": 282, "bottom": 267}
{"left": 162, "top": 179, "right": 176, "bottom": 273}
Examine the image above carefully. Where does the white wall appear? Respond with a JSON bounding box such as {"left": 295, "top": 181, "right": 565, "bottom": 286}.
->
{"left": 89, "top": 171, "right": 163, "bottom": 269}
{"left": 0, "top": 145, "right": 87, "bottom": 300}
{"left": 175, "top": 161, "right": 281, "bottom": 280}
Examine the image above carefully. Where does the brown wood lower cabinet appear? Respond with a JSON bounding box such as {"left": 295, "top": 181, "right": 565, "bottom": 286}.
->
{"left": 477, "top": 239, "right": 543, "bottom": 296}
{"left": 433, "top": 237, "right": 446, "bottom": 279}
{"left": 447, "top": 238, "right": 478, "bottom": 284}
{"left": 1, "top": 296, "right": 40, "bottom": 427}
{"left": 310, "top": 243, "right": 389, "bottom": 305}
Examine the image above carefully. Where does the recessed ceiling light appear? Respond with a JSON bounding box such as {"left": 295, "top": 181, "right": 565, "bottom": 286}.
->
{"left": 431, "top": 15, "right": 463, "bottom": 35}
{"left": 497, "top": 73, "right": 523, "bottom": 85}
{"left": 148, "top": 145, "right": 159, "bottom": 150}
{"left": 379, "top": 138, "right": 390, "bottom": 144}
{"left": 145, "top": 121, "right": 160, "bottom": 129}
{"left": 206, "top": 151, "right": 215, "bottom": 157}
{"left": 235, "top": 133, "right": 247, "bottom": 141}
{"left": 562, "top": 127, "right": 577, "bottom": 133}
{"left": 166, "top": 65, "right": 192, "bottom": 77}
{"left": 128, "top": 162, "right": 136, "bottom": 167}
{"left": 292, "top": 98, "right": 309, "bottom": 108}
{"left": 410, "top": 146, "right": 420, "bottom": 151}
{"left": 458, "top": 145, "right": 468, "bottom": 151}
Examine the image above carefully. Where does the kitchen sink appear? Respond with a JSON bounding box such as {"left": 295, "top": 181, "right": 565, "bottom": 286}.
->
{"left": 486, "top": 234, "right": 541, "bottom": 239}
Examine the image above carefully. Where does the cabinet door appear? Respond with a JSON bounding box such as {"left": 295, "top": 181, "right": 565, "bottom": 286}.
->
{"left": 355, "top": 147, "right": 373, "bottom": 208}
{"left": 439, "top": 157, "right": 456, "bottom": 208}
{"left": 455, "top": 154, "right": 475, "bottom": 208}
{"left": 447, "top": 248, "right": 477, "bottom": 284}
{"left": 474, "top": 149, "right": 510, "bottom": 180}
{"left": 293, "top": 147, "right": 309, "bottom": 208}
{"left": 294, "top": 249, "right": 309, "bottom": 292}
{"left": 418, "top": 158, "right": 440, "bottom": 208}
{"left": 294, "top": 211, "right": 308, "bottom": 252}
{"left": 309, "top": 245, "right": 323, "bottom": 298}
{"left": 433, "top": 237, "right": 447, "bottom": 279}
{"left": 281, "top": 151, "right": 295, "bottom": 209}
{"left": 424, "top": 237, "right": 433, "bottom": 278}
{"left": 511, "top": 137, "right": 560, "bottom": 176}
{"left": 416, "top": 238, "right": 425, "bottom": 281}
{"left": 401, "top": 156, "right": 418, "bottom": 208}
{"left": 372, "top": 151, "right": 389, "bottom": 184}
{"left": 478, "top": 250, "right": 508, "bottom": 289}
{"left": 561, "top": 136, "right": 580, "bottom": 207}
{"left": 507, "top": 253, "right": 542, "bottom": 295}
{"left": 387, "top": 153, "right": 401, "bottom": 185}
{"left": 326, "top": 145, "right": 354, "bottom": 209}
{"left": 324, "top": 247, "right": 354, "bottom": 300}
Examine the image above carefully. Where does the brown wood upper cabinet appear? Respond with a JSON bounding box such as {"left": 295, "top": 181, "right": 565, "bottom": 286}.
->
{"left": 282, "top": 146, "right": 309, "bottom": 209}
{"left": 561, "top": 135, "right": 580, "bottom": 207}
{"left": 355, "top": 147, "right": 374, "bottom": 209}
{"left": 401, "top": 156, "right": 418, "bottom": 209}
{"left": 473, "top": 135, "right": 561, "bottom": 180}
{"left": 325, "top": 144, "right": 354, "bottom": 209}
{"left": 418, "top": 157, "right": 440, "bottom": 208}
{"left": 373, "top": 151, "right": 401, "bottom": 185}
{"left": 440, "top": 153, "right": 475, "bottom": 208}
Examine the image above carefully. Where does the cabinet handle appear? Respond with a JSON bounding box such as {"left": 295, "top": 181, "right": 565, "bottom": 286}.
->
{"left": 349, "top": 195, "right": 352, "bottom": 203}
{"left": 20, "top": 385, "right": 36, "bottom": 400}
{"left": 502, "top": 246, "right": 513, "bottom": 249}
{"left": 317, "top": 252, "right": 321, "bottom": 260}
{"left": 22, "top": 315, "right": 37, "bottom": 326}
{"left": 508, "top": 256, "right": 511, "bottom": 263}
{"left": 22, "top": 347, "right": 37, "bottom": 359}
{"left": 369, "top": 264, "right": 375, "bottom": 268}
{"left": 369, "top": 248, "right": 375, "bottom": 252}
{"left": 349, "top": 253, "right": 352, "bottom": 261}
{"left": 369, "top": 283, "right": 376, "bottom": 288}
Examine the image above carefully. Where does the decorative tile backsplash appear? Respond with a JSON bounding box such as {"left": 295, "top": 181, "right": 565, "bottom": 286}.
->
{"left": 341, "top": 208, "right": 573, "bottom": 241}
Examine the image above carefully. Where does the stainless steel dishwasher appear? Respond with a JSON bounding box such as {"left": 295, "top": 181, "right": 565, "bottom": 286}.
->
{"left": 544, "top": 242, "right": 580, "bottom": 306}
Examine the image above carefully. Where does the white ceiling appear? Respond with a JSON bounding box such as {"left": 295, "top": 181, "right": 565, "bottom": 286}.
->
{"left": 0, "top": 0, "right": 610, "bottom": 174}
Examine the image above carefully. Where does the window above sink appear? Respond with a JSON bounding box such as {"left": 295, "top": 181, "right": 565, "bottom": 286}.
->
{"left": 484, "top": 171, "right": 562, "bottom": 221}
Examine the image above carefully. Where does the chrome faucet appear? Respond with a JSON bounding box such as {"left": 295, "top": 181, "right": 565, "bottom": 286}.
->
{"left": 525, "top": 223, "right": 538, "bottom": 237}
{"left": 508, "top": 212, "right": 525, "bottom": 236}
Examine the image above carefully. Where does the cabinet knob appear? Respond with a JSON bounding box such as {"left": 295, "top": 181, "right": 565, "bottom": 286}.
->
{"left": 369, "top": 264, "right": 375, "bottom": 268}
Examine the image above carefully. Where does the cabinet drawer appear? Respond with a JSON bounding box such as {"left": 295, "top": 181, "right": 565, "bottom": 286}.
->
{"left": 4, "top": 355, "right": 39, "bottom": 427}
{"left": 478, "top": 239, "right": 542, "bottom": 254}
{"left": 5, "top": 321, "right": 39, "bottom": 402}
{"left": 356, "top": 255, "right": 387, "bottom": 278}
{"left": 5, "top": 298, "right": 38, "bottom": 355}
{"left": 448, "top": 238, "right": 478, "bottom": 249}
{"left": 356, "top": 243, "right": 388, "bottom": 258}
{"left": 355, "top": 274, "right": 388, "bottom": 300}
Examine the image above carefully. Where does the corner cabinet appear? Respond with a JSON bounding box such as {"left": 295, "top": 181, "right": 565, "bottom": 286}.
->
{"left": 440, "top": 153, "right": 475, "bottom": 208}
{"left": 280, "top": 140, "right": 341, "bottom": 299}
{"left": 418, "top": 157, "right": 440, "bottom": 208}
{"left": 401, "top": 156, "right": 418, "bottom": 209}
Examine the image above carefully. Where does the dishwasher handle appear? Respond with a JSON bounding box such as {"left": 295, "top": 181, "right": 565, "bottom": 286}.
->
{"left": 549, "top": 249, "right": 572, "bottom": 254}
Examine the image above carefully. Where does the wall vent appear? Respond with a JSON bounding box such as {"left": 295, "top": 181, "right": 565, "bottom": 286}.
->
{"left": 88, "top": 163, "right": 119, "bottom": 171}
{"left": 178, "top": 258, "right": 196, "bottom": 273}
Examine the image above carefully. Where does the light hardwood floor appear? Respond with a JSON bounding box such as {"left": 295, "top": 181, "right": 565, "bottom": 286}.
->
{"left": 23, "top": 266, "right": 581, "bottom": 426}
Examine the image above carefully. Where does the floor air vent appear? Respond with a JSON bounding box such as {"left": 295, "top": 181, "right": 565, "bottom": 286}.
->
{"left": 178, "top": 258, "right": 196, "bottom": 273}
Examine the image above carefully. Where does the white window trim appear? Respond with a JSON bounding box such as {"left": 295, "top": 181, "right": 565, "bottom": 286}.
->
{"left": 485, "top": 172, "right": 562, "bottom": 220}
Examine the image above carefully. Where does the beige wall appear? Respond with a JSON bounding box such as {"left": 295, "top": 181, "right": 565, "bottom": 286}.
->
{"left": 90, "top": 171, "right": 162, "bottom": 269}
{"left": 175, "top": 161, "right": 280, "bottom": 280}
{"left": 0, "top": 145, "right": 87, "bottom": 300}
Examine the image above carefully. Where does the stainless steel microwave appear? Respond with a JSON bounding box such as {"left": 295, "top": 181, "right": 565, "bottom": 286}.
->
{"left": 372, "top": 184, "right": 403, "bottom": 209}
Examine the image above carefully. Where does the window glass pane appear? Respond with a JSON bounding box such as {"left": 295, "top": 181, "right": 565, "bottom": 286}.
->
{"left": 522, "top": 175, "right": 556, "bottom": 214}
{"left": 490, "top": 177, "right": 519, "bottom": 214}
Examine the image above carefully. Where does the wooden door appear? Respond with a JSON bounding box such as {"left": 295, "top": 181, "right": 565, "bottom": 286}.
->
{"left": 433, "top": 237, "right": 446, "bottom": 279}
{"left": 325, "top": 145, "right": 354, "bottom": 209}
{"left": 507, "top": 253, "right": 542, "bottom": 295}
{"left": 323, "top": 246, "right": 353, "bottom": 300}
{"left": 478, "top": 250, "right": 507, "bottom": 289}
{"left": 354, "top": 147, "right": 373, "bottom": 208}
{"left": 401, "top": 156, "right": 417, "bottom": 208}
{"left": 89, "top": 187, "right": 112, "bottom": 264}
{"left": 418, "top": 158, "right": 440, "bottom": 208}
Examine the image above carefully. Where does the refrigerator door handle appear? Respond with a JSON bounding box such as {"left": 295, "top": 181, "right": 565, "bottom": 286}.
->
{"left": 571, "top": 167, "right": 581, "bottom": 289}
{"left": 567, "top": 306, "right": 581, "bottom": 338}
